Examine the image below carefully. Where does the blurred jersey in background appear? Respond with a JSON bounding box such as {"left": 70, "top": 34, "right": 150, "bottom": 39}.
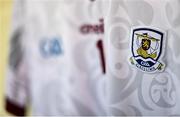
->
{"left": 5, "top": 0, "right": 107, "bottom": 116}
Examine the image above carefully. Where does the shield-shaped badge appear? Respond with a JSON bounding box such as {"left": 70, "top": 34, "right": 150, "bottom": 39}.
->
{"left": 129, "top": 27, "right": 166, "bottom": 73}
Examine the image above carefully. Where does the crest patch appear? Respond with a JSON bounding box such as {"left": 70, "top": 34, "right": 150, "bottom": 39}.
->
{"left": 129, "top": 27, "right": 166, "bottom": 73}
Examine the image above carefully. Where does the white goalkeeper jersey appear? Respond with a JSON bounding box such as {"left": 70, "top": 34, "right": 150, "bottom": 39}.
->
{"left": 5, "top": 0, "right": 106, "bottom": 116}
{"left": 105, "top": 0, "right": 180, "bottom": 116}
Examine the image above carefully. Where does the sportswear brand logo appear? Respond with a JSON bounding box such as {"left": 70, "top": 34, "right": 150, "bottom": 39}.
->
{"left": 129, "top": 27, "right": 166, "bottom": 73}
{"left": 80, "top": 18, "right": 104, "bottom": 35}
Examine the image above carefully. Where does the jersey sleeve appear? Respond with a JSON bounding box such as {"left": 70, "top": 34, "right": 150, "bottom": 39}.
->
{"left": 5, "top": 0, "right": 29, "bottom": 116}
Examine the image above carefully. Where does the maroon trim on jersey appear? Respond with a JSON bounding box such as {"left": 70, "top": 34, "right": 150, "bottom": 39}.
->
{"left": 97, "top": 40, "right": 106, "bottom": 74}
{"left": 5, "top": 98, "right": 26, "bottom": 116}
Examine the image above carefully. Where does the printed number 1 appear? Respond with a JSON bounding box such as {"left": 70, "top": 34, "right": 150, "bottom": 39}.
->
{"left": 96, "top": 39, "right": 106, "bottom": 74}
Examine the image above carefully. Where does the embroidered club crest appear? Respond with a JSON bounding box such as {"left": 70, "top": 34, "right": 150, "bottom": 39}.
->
{"left": 129, "top": 27, "right": 166, "bottom": 73}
